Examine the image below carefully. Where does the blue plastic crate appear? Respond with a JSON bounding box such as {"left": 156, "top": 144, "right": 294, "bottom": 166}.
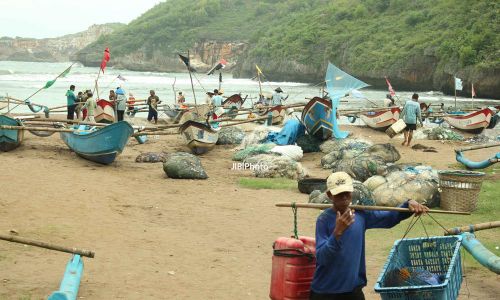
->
{"left": 374, "top": 236, "right": 463, "bottom": 300}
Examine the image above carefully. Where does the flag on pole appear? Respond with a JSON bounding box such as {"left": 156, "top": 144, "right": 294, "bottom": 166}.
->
{"left": 43, "top": 64, "right": 73, "bottom": 89}
{"left": 385, "top": 77, "right": 396, "bottom": 96}
{"left": 454, "top": 76, "right": 463, "bottom": 91}
{"left": 178, "top": 53, "right": 195, "bottom": 72}
{"left": 207, "top": 58, "right": 227, "bottom": 75}
{"left": 117, "top": 74, "right": 127, "bottom": 82}
{"left": 100, "top": 48, "right": 110, "bottom": 73}
{"left": 471, "top": 83, "right": 476, "bottom": 98}
{"left": 256, "top": 64, "right": 263, "bottom": 75}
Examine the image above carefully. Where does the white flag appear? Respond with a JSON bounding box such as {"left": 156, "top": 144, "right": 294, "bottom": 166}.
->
{"left": 454, "top": 77, "right": 463, "bottom": 91}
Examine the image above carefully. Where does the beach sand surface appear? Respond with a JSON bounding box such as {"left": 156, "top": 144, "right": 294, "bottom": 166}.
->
{"left": 0, "top": 120, "right": 498, "bottom": 299}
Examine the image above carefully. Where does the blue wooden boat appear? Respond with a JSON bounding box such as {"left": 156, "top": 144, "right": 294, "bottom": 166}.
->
{"left": 60, "top": 121, "right": 134, "bottom": 164}
{"left": 301, "top": 97, "right": 333, "bottom": 140}
{"left": 0, "top": 115, "right": 24, "bottom": 152}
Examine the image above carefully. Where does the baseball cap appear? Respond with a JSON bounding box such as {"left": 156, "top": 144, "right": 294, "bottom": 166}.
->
{"left": 326, "top": 172, "right": 354, "bottom": 196}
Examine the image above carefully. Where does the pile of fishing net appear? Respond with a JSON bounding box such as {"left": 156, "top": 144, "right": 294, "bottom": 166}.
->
{"left": 309, "top": 180, "right": 375, "bottom": 206}
{"left": 296, "top": 135, "right": 323, "bottom": 153}
{"left": 232, "top": 143, "right": 276, "bottom": 161}
{"left": 240, "top": 125, "right": 282, "bottom": 148}
{"left": 321, "top": 142, "right": 401, "bottom": 182}
{"left": 243, "top": 154, "right": 308, "bottom": 180}
{"left": 364, "top": 165, "right": 440, "bottom": 207}
{"left": 216, "top": 126, "right": 245, "bottom": 145}
{"left": 163, "top": 152, "right": 208, "bottom": 179}
{"left": 320, "top": 139, "right": 372, "bottom": 154}
{"left": 425, "top": 127, "right": 464, "bottom": 141}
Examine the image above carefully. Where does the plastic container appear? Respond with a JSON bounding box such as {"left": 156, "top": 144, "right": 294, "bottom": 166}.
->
{"left": 385, "top": 119, "right": 406, "bottom": 138}
{"left": 270, "top": 236, "right": 316, "bottom": 300}
{"left": 374, "top": 236, "right": 463, "bottom": 300}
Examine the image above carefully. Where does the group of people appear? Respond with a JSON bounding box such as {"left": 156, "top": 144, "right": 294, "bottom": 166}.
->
{"left": 65, "top": 85, "right": 162, "bottom": 124}
{"left": 65, "top": 85, "right": 97, "bottom": 122}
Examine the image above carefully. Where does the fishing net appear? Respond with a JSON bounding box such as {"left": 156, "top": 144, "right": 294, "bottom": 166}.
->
{"left": 296, "top": 135, "right": 322, "bottom": 153}
{"left": 425, "top": 127, "right": 464, "bottom": 141}
{"left": 232, "top": 143, "right": 276, "bottom": 161}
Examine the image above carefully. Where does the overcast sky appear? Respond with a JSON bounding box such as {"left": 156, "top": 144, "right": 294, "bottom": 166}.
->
{"left": 0, "top": 0, "right": 165, "bottom": 38}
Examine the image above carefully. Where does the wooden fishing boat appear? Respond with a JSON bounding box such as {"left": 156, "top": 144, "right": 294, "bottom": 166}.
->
{"left": 444, "top": 108, "right": 493, "bottom": 134}
{"left": 0, "top": 115, "right": 24, "bottom": 152}
{"left": 59, "top": 121, "right": 134, "bottom": 164}
{"left": 179, "top": 120, "right": 219, "bottom": 155}
{"left": 94, "top": 99, "right": 115, "bottom": 123}
{"left": 256, "top": 105, "right": 286, "bottom": 125}
{"left": 222, "top": 94, "right": 247, "bottom": 119}
{"left": 301, "top": 97, "right": 333, "bottom": 140}
{"left": 360, "top": 107, "right": 401, "bottom": 130}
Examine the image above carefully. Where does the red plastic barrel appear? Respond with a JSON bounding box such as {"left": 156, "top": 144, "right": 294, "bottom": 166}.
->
{"left": 270, "top": 236, "right": 316, "bottom": 300}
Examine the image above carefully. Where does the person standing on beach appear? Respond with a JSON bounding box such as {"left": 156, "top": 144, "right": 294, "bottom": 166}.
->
{"left": 271, "top": 87, "right": 288, "bottom": 106}
{"left": 211, "top": 89, "right": 224, "bottom": 119}
{"left": 65, "top": 85, "right": 77, "bottom": 120}
{"left": 115, "top": 86, "right": 127, "bottom": 121}
{"left": 400, "top": 93, "right": 423, "bottom": 147}
{"left": 75, "top": 91, "right": 84, "bottom": 120}
{"left": 127, "top": 93, "right": 136, "bottom": 116}
{"left": 177, "top": 91, "right": 186, "bottom": 106}
{"left": 82, "top": 91, "right": 97, "bottom": 123}
{"left": 310, "top": 172, "right": 428, "bottom": 300}
{"left": 147, "top": 90, "right": 161, "bottom": 124}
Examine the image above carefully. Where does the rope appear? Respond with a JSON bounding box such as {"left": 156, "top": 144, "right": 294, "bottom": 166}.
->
{"left": 419, "top": 216, "right": 429, "bottom": 239}
{"left": 291, "top": 202, "right": 298, "bottom": 239}
{"left": 425, "top": 213, "right": 450, "bottom": 233}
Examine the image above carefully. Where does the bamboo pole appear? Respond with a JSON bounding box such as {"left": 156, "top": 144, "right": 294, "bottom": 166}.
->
{"left": 23, "top": 118, "right": 108, "bottom": 127}
{"left": 132, "top": 131, "right": 178, "bottom": 137}
{"left": 455, "top": 143, "right": 500, "bottom": 153}
{"left": 0, "top": 233, "right": 95, "bottom": 258}
{"left": 0, "top": 125, "right": 76, "bottom": 133}
{"left": 275, "top": 203, "right": 470, "bottom": 215}
{"left": 220, "top": 116, "right": 268, "bottom": 127}
{"left": 444, "top": 221, "right": 500, "bottom": 235}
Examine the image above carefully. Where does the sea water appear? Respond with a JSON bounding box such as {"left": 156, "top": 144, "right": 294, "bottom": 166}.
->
{"left": 0, "top": 61, "right": 496, "bottom": 122}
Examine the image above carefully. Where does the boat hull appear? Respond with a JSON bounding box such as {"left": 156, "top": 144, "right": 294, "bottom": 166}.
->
{"left": 360, "top": 107, "right": 400, "bottom": 130}
{"left": 0, "top": 115, "right": 24, "bottom": 152}
{"left": 444, "top": 108, "right": 492, "bottom": 134}
{"left": 60, "top": 121, "right": 133, "bottom": 164}
{"left": 257, "top": 105, "right": 286, "bottom": 125}
{"left": 179, "top": 121, "right": 218, "bottom": 155}
{"left": 95, "top": 99, "right": 115, "bottom": 123}
{"left": 301, "top": 97, "right": 333, "bottom": 140}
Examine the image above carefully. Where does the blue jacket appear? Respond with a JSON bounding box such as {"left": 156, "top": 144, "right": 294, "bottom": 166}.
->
{"left": 311, "top": 201, "right": 411, "bottom": 294}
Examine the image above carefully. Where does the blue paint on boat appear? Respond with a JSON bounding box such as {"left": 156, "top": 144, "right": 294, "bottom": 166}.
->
{"left": 456, "top": 151, "right": 500, "bottom": 169}
{"left": 301, "top": 97, "right": 334, "bottom": 140}
{"left": 460, "top": 233, "right": 500, "bottom": 274}
{"left": 48, "top": 255, "right": 84, "bottom": 300}
{"left": 0, "top": 115, "right": 23, "bottom": 152}
{"left": 60, "top": 121, "right": 133, "bottom": 164}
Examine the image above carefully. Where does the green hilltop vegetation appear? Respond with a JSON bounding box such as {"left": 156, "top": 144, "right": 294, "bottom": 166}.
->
{"left": 78, "top": 0, "right": 499, "bottom": 96}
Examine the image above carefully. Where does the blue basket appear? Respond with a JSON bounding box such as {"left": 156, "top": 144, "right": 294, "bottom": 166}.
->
{"left": 374, "top": 236, "right": 463, "bottom": 300}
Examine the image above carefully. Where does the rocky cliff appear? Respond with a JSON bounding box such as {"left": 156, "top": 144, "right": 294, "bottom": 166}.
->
{"left": 0, "top": 24, "right": 123, "bottom": 62}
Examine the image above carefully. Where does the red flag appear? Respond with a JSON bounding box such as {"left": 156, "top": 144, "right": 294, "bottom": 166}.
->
{"left": 385, "top": 77, "right": 396, "bottom": 97}
{"left": 100, "top": 48, "right": 110, "bottom": 73}
{"left": 471, "top": 83, "right": 476, "bottom": 98}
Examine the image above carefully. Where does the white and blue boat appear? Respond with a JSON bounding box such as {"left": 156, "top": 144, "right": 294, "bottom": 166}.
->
{"left": 60, "top": 121, "right": 134, "bottom": 164}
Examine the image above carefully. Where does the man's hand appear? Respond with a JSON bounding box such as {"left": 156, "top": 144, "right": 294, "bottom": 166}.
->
{"left": 333, "top": 209, "right": 355, "bottom": 240}
{"left": 408, "top": 199, "right": 429, "bottom": 216}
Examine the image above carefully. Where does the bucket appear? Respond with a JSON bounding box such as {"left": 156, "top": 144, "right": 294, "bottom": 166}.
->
{"left": 386, "top": 119, "right": 406, "bottom": 138}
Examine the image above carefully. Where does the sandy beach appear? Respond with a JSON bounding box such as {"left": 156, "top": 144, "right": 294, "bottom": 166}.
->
{"left": 0, "top": 120, "right": 499, "bottom": 299}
